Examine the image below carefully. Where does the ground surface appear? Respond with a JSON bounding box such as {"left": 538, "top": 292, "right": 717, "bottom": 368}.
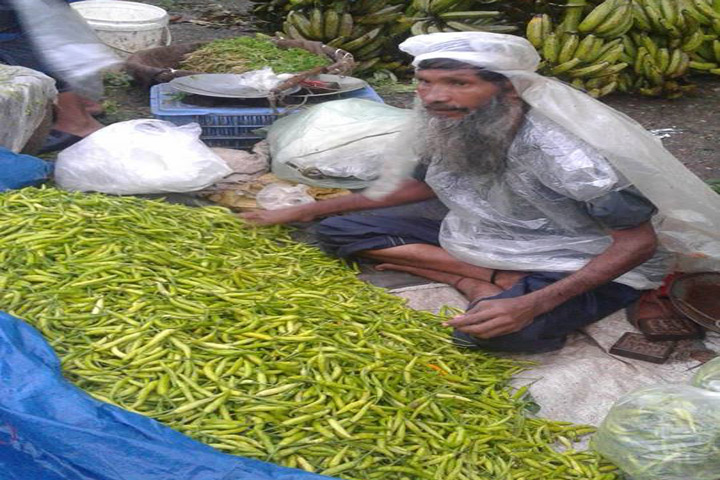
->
{"left": 114, "top": 0, "right": 720, "bottom": 180}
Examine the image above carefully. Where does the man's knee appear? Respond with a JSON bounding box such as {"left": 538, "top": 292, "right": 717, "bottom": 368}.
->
{"left": 451, "top": 325, "right": 566, "bottom": 354}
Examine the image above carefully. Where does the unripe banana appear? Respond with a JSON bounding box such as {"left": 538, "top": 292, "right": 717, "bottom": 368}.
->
{"left": 681, "top": 29, "right": 705, "bottom": 52}
{"left": 660, "top": 0, "right": 679, "bottom": 27}
{"left": 578, "top": 0, "right": 620, "bottom": 34}
{"left": 575, "top": 34, "right": 600, "bottom": 61}
{"left": 594, "top": 3, "right": 632, "bottom": 37}
{"left": 428, "top": 0, "right": 462, "bottom": 15}
{"left": 665, "top": 48, "right": 683, "bottom": 75}
{"left": 551, "top": 57, "right": 583, "bottom": 75}
{"left": 596, "top": 43, "right": 625, "bottom": 64}
{"left": 568, "top": 61, "right": 611, "bottom": 78}
{"left": 543, "top": 33, "right": 561, "bottom": 63}
{"left": 632, "top": 3, "right": 653, "bottom": 31}
{"left": 558, "top": 34, "right": 580, "bottom": 63}
{"left": 309, "top": 8, "right": 324, "bottom": 40}
{"left": 337, "top": 13, "right": 354, "bottom": 38}
{"left": 527, "top": 14, "right": 547, "bottom": 48}
{"left": 656, "top": 47, "right": 671, "bottom": 72}
{"left": 323, "top": 9, "right": 340, "bottom": 40}
{"left": 288, "top": 11, "right": 313, "bottom": 39}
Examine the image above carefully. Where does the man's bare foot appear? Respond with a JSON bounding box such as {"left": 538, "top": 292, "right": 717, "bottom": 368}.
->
{"left": 375, "top": 263, "right": 502, "bottom": 300}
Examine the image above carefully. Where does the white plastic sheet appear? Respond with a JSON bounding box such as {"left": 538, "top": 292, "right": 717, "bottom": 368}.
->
{"left": 268, "top": 99, "right": 413, "bottom": 189}
{"left": 55, "top": 120, "right": 232, "bottom": 194}
{"left": 0, "top": 65, "right": 56, "bottom": 152}
{"left": 387, "top": 32, "right": 720, "bottom": 274}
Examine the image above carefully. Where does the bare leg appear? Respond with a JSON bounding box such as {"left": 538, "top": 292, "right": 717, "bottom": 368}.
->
{"left": 371, "top": 262, "right": 503, "bottom": 300}
{"left": 362, "top": 244, "right": 526, "bottom": 289}
{"left": 53, "top": 92, "right": 104, "bottom": 137}
{"left": 79, "top": 96, "right": 104, "bottom": 116}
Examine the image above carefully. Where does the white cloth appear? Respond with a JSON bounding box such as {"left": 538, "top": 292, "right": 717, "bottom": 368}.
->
{"left": 372, "top": 32, "right": 720, "bottom": 274}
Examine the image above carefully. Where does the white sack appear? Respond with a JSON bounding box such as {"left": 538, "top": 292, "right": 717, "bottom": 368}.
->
{"left": 0, "top": 65, "right": 56, "bottom": 152}
{"left": 55, "top": 120, "right": 232, "bottom": 194}
{"left": 268, "top": 99, "right": 413, "bottom": 189}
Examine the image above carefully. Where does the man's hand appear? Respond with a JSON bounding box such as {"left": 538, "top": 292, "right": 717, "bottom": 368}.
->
{"left": 443, "top": 296, "right": 537, "bottom": 339}
{"left": 240, "top": 207, "right": 316, "bottom": 226}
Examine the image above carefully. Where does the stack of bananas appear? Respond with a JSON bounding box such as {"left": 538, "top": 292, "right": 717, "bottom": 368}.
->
{"left": 613, "top": 0, "right": 704, "bottom": 97}
{"left": 252, "top": 0, "right": 517, "bottom": 75}
{"left": 527, "top": 0, "right": 629, "bottom": 98}
{"left": 527, "top": 0, "right": 720, "bottom": 98}
{"left": 685, "top": 0, "right": 720, "bottom": 75}
{"left": 406, "top": 0, "right": 517, "bottom": 35}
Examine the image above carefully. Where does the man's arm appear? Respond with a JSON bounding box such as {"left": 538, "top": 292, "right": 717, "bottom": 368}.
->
{"left": 445, "top": 222, "right": 658, "bottom": 338}
{"left": 241, "top": 179, "right": 436, "bottom": 225}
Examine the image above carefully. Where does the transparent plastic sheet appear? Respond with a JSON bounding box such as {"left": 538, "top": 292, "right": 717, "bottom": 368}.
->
{"left": 379, "top": 32, "right": 720, "bottom": 274}
{"left": 691, "top": 357, "right": 720, "bottom": 392}
{"left": 0, "top": 311, "right": 334, "bottom": 480}
{"left": 256, "top": 182, "right": 315, "bottom": 210}
{"left": 0, "top": 65, "right": 56, "bottom": 152}
{"left": 55, "top": 120, "right": 232, "bottom": 194}
{"left": 9, "top": 0, "right": 121, "bottom": 100}
{"left": 427, "top": 109, "right": 670, "bottom": 289}
{"left": 267, "top": 99, "right": 413, "bottom": 189}
{"left": 592, "top": 384, "right": 720, "bottom": 480}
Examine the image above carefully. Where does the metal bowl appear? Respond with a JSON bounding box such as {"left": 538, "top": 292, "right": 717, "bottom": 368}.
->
{"left": 668, "top": 272, "right": 720, "bottom": 333}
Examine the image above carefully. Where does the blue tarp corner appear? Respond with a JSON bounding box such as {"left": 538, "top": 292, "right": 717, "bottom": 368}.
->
{"left": 0, "top": 312, "right": 335, "bottom": 480}
{"left": 0, "top": 146, "right": 53, "bottom": 191}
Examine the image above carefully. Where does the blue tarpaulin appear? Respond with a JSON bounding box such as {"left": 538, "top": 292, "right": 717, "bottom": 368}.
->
{"left": 0, "top": 146, "right": 53, "bottom": 191}
{"left": 0, "top": 312, "right": 334, "bottom": 480}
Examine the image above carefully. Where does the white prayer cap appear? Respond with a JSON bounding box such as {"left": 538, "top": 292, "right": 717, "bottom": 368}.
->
{"left": 399, "top": 32, "right": 541, "bottom": 73}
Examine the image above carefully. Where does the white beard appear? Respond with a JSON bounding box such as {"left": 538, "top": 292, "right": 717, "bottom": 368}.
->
{"left": 414, "top": 94, "right": 526, "bottom": 177}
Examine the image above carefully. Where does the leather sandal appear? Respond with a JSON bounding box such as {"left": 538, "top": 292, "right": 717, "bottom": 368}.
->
{"left": 626, "top": 289, "right": 704, "bottom": 341}
{"left": 38, "top": 129, "right": 84, "bottom": 154}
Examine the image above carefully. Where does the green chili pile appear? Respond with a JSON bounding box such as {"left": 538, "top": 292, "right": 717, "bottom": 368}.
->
{"left": 0, "top": 188, "right": 620, "bottom": 480}
{"left": 180, "top": 36, "right": 329, "bottom": 74}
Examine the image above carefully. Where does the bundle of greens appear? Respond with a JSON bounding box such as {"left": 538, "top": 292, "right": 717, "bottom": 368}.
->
{"left": 180, "top": 35, "right": 329, "bottom": 74}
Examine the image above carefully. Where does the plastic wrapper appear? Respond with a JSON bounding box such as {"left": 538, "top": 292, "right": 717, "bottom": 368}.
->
{"left": 593, "top": 384, "right": 720, "bottom": 480}
{"left": 691, "top": 357, "right": 720, "bottom": 393}
{"left": 235, "top": 67, "right": 294, "bottom": 92}
{"left": 55, "top": 119, "right": 232, "bottom": 194}
{"left": 256, "top": 182, "right": 315, "bottom": 210}
{"left": 382, "top": 32, "right": 720, "bottom": 274}
{"left": 9, "top": 0, "right": 121, "bottom": 100}
{"left": 428, "top": 110, "right": 670, "bottom": 289}
{"left": 0, "top": 311, "right": 333, "bottom": 480}
{"left": 267, "top": 99, "right": 413, "bottom": 189}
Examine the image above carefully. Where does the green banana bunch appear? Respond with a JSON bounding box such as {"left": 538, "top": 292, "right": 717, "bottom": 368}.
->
{"left": 690, "top": 37, "right": 720, "bottom": 74}
{"left": 527, "top": 12, "right": 628, "bottom": 98}
{"left": 407, "top": 0, "right": 514, "bottom": 36}
{"left": 578, "top": 0, "right": 635, "bottom": 38}
{"left": 614, "top": 32, "right": 695, "bottom": 97}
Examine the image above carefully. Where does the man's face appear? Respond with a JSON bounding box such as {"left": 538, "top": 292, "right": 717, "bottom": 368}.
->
{"left": 416, "top": 69, "right": 502, "bottom": 119}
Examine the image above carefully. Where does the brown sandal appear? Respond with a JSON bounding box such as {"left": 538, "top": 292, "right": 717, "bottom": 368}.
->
{"left": 626, "top": 289, "right": 704, "bottom": 341}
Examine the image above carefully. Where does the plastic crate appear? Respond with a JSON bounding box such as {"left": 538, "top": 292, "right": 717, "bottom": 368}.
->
{"left": 150, "top": 82, "right": 385, "bottom": 149}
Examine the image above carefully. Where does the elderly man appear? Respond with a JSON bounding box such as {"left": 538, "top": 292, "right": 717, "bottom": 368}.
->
{"left": 243, "top": 33, "right": 679, "bottom": 354}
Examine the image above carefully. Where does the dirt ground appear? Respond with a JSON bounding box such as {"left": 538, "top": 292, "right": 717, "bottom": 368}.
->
{"left": 112, "top": 0, "right": 720, "bottom": 180}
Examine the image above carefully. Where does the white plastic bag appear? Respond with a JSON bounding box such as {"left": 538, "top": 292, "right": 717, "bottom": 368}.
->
{"left": 692, "top": 357, "right": 720, "bottom": 393}
{"left": 55, "top": 120, "right": 232, "bottom": 194}
{"left": 593, "top": 384, "right": 720, "bottom": 480}
{"left": 255, "top": 182, "right": 315, "bottom": 210}
{"left": 267, "top": 99, "right": 413, "bottom": 189}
